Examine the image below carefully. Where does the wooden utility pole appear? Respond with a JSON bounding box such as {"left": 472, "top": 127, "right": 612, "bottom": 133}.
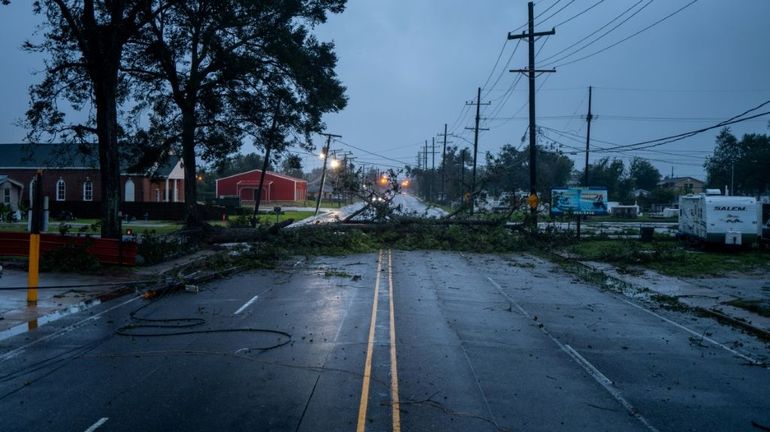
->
{"left": 460, "top": 149, "right": 466, "bottom": 204}
{"left": 577, "top": 85, "right": 593, "bottom": 239}
{"left": 465, "top": 87, "right": 490, "bottom": 215}
{"left": 509, "top": 1, "right": 555, "bottom": 226}
{"left": 584, "top": 86, "right": 593, "bottom": 187}
{"left": 437, "top": 123, "right": 452, "bottom": 203}
{"left": 314, "top": 132, "right": 342, "bottom": 216}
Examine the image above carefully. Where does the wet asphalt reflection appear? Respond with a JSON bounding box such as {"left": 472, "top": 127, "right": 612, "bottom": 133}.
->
{"left": 0, "top": 250, "right": 768, "bottom": 431}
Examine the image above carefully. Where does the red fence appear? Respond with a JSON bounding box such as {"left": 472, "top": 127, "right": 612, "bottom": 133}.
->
{"left": 0, "top": 232, "right": 137, "bottom": 266}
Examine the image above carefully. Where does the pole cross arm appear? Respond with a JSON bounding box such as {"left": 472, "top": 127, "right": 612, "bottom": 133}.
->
{"left": 510, "top": 68, "right": 556, "bottom": 73}
{"left": 507, "top": 29, "right": 555, "bottom": 40}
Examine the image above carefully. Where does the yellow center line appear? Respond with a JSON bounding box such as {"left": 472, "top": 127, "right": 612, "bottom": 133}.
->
{"left": 356, "top": 249, "right": 383, "bottom": 432}
{"left": 388, "top": 249, "right": 401, "bottom": 432}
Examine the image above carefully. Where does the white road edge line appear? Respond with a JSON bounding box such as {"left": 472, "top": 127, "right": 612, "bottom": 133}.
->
{"left": 0, "top": 296, "right": 143, "bottom": 362}
{"left": 563, "top": 344, "right": 613, "bottom": 386}
{"left": 84, "top": 417, "right": 108, "bottom": 432}
{"left": 619, "top": 298, "right": 764, "bottom": 367}
{"left": 486, "top": 276, "right": 660, "bottom": 432}
{"left": 234, "top": 295, "right": 259, "bottom": 315}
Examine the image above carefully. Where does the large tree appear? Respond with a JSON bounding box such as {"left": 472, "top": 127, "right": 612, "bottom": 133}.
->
{"left": 577, "top": 157, "right": 632, "bottom": 202}
{"left": 126, "top": 0, "right": 347, "bottom": 227}
{"left": 483, "top": 144, "right": 574, "bottom": 201}
{"left": 17, "top": 0, "right": 169, "bottom": 238}
{"left": 705, "top": 127, "right": 770, "bottom": 195}
{"left": 629, "top": 157, "right": 661, "bottom": 191}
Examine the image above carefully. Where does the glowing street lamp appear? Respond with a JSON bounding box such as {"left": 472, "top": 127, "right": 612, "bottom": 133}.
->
{"left": 330, "top": 158, "right": 341, "bottom": 169}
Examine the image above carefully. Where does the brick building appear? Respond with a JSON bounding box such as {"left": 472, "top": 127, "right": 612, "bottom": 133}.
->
{"left": 0, "top": 143, "right": 185, "bottom": 210}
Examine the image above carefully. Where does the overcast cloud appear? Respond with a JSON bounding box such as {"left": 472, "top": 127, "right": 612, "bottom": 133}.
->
{"left": 2, "top": 0, "right": 770, "bottom": 181}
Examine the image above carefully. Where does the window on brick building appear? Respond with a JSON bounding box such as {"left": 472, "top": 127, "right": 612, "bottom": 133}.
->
{"left": 83, "top": 179, "right": 93, "bottom": 201}
{"left": 56, "top": 178, "right": 66, "bottom": 201}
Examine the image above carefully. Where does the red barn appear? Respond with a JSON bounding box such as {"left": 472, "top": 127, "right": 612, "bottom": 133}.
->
{"left": 216, "top": 169, "right": 307, "bottom": 204}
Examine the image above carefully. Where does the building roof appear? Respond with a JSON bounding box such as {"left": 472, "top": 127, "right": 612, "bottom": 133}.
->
{"left": 0, "top": 143, "right": 99, "bottom": 169}
{"left": 0, "top": 175, "right": 24, "bottom": 188}
{"left": 658, "top": 176, "right": 704, "bottom": 185}
{"left": 215, "top": 168, "right": 307, "bottom": 184}
{"left": 0, "top": 143, "right": 180, "bottom": 178}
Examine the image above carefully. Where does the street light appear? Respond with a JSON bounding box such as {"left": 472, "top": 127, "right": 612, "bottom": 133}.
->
{"left": 330, "top": 158, "right": 341, "bottom": 169}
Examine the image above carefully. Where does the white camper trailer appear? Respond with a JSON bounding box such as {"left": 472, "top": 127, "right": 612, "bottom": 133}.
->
{"left": 678, "top": 193, "right": 759, "bottom": 245}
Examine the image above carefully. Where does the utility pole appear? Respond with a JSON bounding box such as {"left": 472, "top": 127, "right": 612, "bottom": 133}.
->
{"left": 430, "top": 137, "right": 436, "bottom": 202}
{"left": 583, "top": 86, "right": 593, "bottom": 187}
{"left": 465, "top": 87, "right": 490, "bottom": 215}
{"left": 437, "top": 123, "right": 452, "bottom": 203}
{"left": 315, "top": 132, "right": 342, "bottom": 216}
{"left": 424, "top": 140, "right": 429, "bottom": 199}
{"left": 509, "top": 1, "right": 555, "bottom": 227}
{"left": 578, "top": 85, "right": 593, "bottom": 239}
{"left": 460, "top": 148, "right": 467, "bottom": 203}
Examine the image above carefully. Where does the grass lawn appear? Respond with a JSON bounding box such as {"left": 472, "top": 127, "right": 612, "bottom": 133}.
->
{"left": 0, "top": 219, "right": 184, "bottom": 236}
{"left": 565, "top": 239, "right": 770, "bottom": 277}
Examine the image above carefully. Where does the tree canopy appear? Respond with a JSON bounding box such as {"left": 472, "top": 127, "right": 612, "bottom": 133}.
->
{"left": 19, "top": 0, "right": 168, "bottom": 238}
{"left": 705, "top": 128, "right": 770, "bottom": 195}
{"left": 483, "top": 144, "right": 574, "bottom": 200}
{"left": 126, "top": 0, "right": 347, "bottom": 225}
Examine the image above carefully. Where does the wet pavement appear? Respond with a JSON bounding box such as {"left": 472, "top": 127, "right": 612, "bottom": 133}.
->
{"left": 0, "top": 250, "right": 768, "bottom": 431}
{"left": 0, "top": 250, "right": 216, "bottom": 340}
{"left": 583, "top": 260, "right": 770, "bottom": 336}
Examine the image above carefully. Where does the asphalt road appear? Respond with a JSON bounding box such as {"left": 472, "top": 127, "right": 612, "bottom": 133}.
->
{"left": 1, "top": 250, "right": 768, "bottom": 431}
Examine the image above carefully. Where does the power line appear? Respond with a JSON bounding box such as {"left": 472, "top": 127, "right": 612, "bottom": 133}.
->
{"left": 538, "top": 0, "right": 577, "bottom": 26}
{"left": 334, "top": 139, "right": 411, "bottom": 166}
{"left": 553, "top": 0, "right": 699, "bottom": 68}
{"left": 541, "top": 99, "right": 770, "bottom": 155}
{"left": 482, "top": 40, "right": 522, "bottom": 98}
{"left": 480, "top": 40, "right": 509, "bottom": 91}
{"left": 543, "top": 0, "right": 652, "bottom": 62}
{"left": 552, "top": 0, "right": 605, "bottom": 28}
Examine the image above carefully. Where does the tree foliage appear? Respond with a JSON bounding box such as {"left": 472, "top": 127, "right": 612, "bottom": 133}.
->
{"left": 705, "top": 128, "right": 770, "bottom": 195}
{"left": 628, "top": 157, "right": 661, "bottom": 191}
{"left": 18, "top": 0, "right": 167, "bottom": 238}
{"left": 126, "top": 0, "right": 347, "bottom": 226}
{"left": 483, "top": 144, "right": 574, "bottom": 200}
{"left": 576, "top": 157, "right": 632, "bottom": 202}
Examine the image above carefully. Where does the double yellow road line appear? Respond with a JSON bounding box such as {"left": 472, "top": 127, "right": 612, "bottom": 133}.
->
{"left": 357, "top": 249, "right": 401, "bottom": 432}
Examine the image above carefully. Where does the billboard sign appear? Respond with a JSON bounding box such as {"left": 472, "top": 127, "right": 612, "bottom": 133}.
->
{"left": 551, "top": 188, "right": 609, "bottom": 216}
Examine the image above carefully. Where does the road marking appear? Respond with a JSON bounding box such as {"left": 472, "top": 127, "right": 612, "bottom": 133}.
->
{"left": 84, "top": 417, "right": 108, "bottom": 432}
{"left": 619, "top": 298, "right": 764, "bottom": 367}
{"left": 0, "top": 295, "right": 142, "bottom": 362}
{"left": 387, "top": 250, "right": 401, "bottom": 432}
{"left": 486, "top": 276, "right": 660, "bottom": 432}
{"left": 233, "top": 295, "right": 259, "bottom": 315}
{"left": 356, "top": 249, "right": 383, "bottom": 432}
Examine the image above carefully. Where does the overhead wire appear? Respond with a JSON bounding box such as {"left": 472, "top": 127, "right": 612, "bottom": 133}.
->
{"left": 538, "top": 0, "right": 577, "bottom": 26}
{"left": 553, "top": 0, "right": 699, "bottom": 68}
{"left": 482, "top": 39, "right": 522, "bottom": 99}
{"left": 538, "top": 0, "right": 649, "bottom": 65}
{"left": 552, "top": 0, "right": 606, "bottom": 28}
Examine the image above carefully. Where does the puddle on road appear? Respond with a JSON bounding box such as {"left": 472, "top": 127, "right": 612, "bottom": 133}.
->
{"left": 0, "top": 299, "right": 101, "bottom": 343}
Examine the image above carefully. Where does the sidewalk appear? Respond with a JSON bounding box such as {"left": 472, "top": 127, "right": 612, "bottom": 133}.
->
{"left": 0, "top": 249, "right": 218, "bottom": 339}
{"left": 581, "top": 260, "right": 770, "bottom": 338}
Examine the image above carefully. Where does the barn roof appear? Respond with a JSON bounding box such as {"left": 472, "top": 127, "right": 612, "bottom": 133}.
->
{"left": 216, "top": 169, "right": 307, "bottom": 183}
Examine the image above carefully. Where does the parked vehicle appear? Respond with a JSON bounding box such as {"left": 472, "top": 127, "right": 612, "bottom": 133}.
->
{"left": 678, "top": 192, "right": 760, "bottom": 246}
